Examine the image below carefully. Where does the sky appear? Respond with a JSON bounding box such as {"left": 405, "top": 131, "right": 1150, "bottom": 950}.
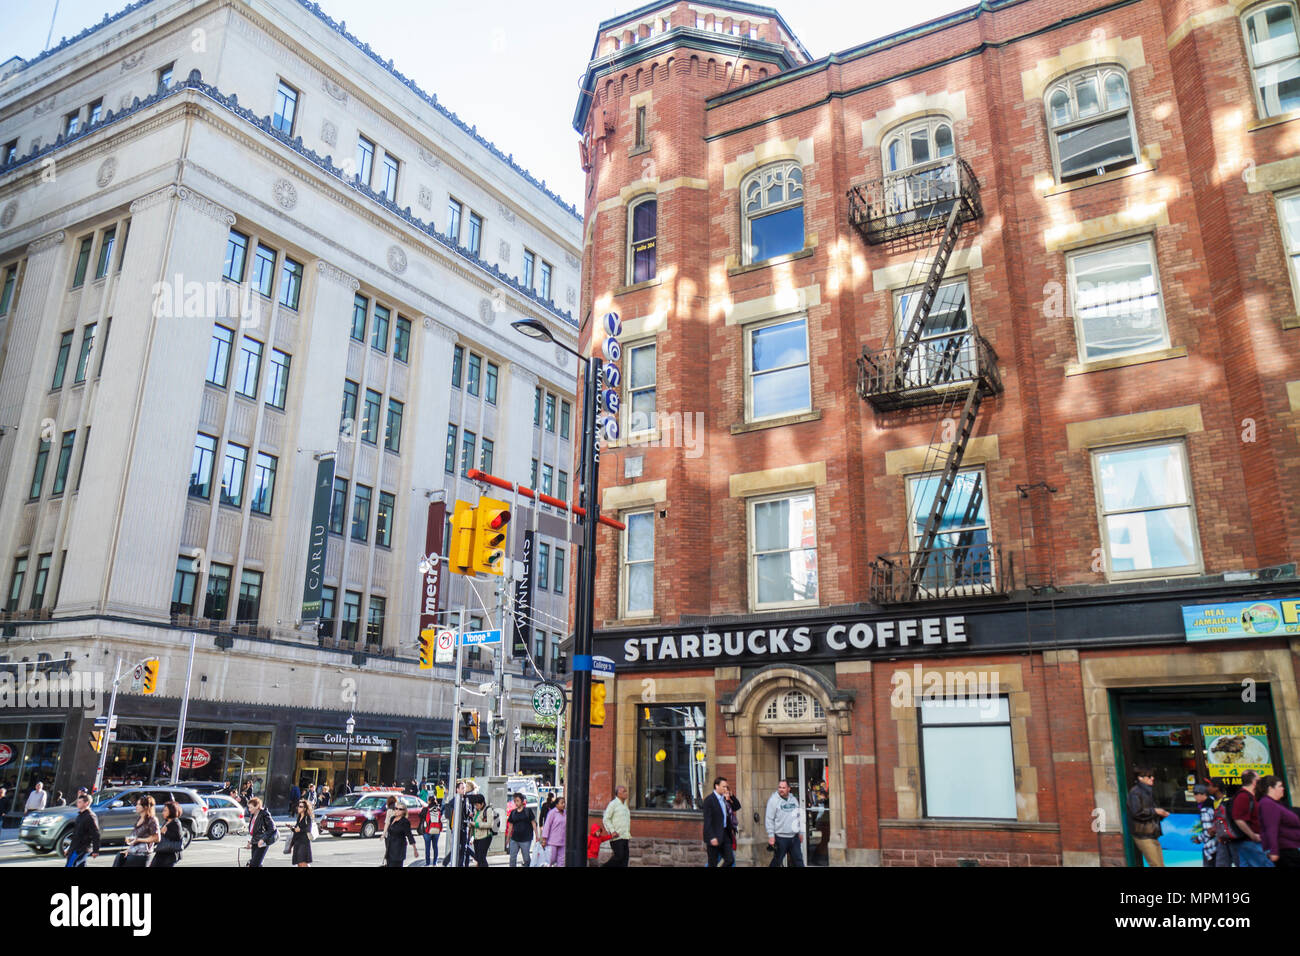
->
{"left": 5, "top": 0, "right": 974, "bottom": 206}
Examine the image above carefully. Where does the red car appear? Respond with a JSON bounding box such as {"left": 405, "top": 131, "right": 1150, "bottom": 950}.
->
{"left": 319, "top": 792, "right": 426, "bottom": 838}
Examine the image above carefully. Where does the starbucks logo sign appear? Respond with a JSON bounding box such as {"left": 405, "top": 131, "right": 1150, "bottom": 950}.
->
{"left": 532, "top": 682, "right": 565, "bottom": 718}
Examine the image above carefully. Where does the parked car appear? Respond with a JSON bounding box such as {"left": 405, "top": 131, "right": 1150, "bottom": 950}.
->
{"left": 318, "top": 792, "right": 423, "bottom": 838}
{"left": 315, "top": 792, "right": 365, "bottom": 823}
{"left": 21, "top": 785, "right": 210, "bottom": 857}
{"left": 201, "top": 793, "right": 246, "bottom": 840}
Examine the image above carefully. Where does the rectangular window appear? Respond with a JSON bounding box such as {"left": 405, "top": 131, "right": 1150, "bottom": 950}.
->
{"left": 273, "top": 80, "right": 298, "bottom": 135}
{"left": 542, "top": 464, "right": 554, "bottom": 499}
{"left": 920, "top": 697, "right": 1016, "bottom": 819}
{"left": 560, "top": 399, "right": 571, "bottom": 439}
{"left": 622, "top": 510, "right": 654, "bottom": 616}
{"left": 635, "top": 105, "right": 646, "bottom": 147}
{"left": 467, "top": 353, "right": 481, "bottom": 396}
{"left": 278, "top": 256, "right": 303, "bottom": 309}
{"left": 157, "top": 62, "right": 174, "bottom": 90}
{"left": 204, "top": 564, "right": 232, "bottom": 621}
{"left": 51, "top": 430, "right": 76, "bottom": 495}
{"left": 366, "top": 596, "right": 386, "bottom": 647}
{"left": 189, "top": 434, "right": 217, "bottom": 499}
{"left": 236, "top": 570, "right": 263, "bottom": 625}
{"left": 486, "top": 361, "right": 499, "bottom": 404}
{"left": 627, "top": 342, "right": 656, "bottom": 433}
{"left": 747, "top": 317, "right": 810, "bottom": 421}
{"left": 0, "top": 265, "right": 16, "bottom": 314}
{"left": 1068, "top": 238, "right": 1167, "bottom": 363}
{"left": 116, "top": 220, "right": 129, "bottom": 272}
{"left": 533, "top": 387, "right": 542, "bottom": 426}
{"left": 531, "top": 458, "right": 539, "bottom": 489}
{"left": 385, "top": 399, "right": 403, "bottom": 453}
{"left": 250, "top": 243, "right": 276, "bottom": 297}
{"left": 749, "top": 491, "right": 818, "bottom": 609}
{"left": 51, "top": 331, "right": 73, "bottom": 389}
{"left": 234, "top": 337, "right": 263, "bottom": 398}
{"left": 29, "top": 438, "right": 50, "bottom": 499}
{"left": 351, "top": 485, "right": 372, "bottom": 542}
{"left": 1244, "top": 4, "right": 1300, "bottom": 117}
{"left": 356, "top": 136, "right": 375, "bottom": 186}
{"left": 394, "top": 316, "right": 411, "bottom": 363}
{"left": 341, "top": 380, "right": 359, "bottom": 435}
{"left": 467, "top": 212, "right": 483, "bottom": 256}
{"left": 171, "top": 556, "right": 198, "bottom": 617}
{"left": 1277, "top": 192, "right": 1300, "bottom": 308}
{"left": 342, "top": 591, "right": 361, "bottom": 643}
{"left": 220, "top": 443, "right": 248, "bottom": 507}
{"left": 380, "top": 154, "right": 399, "bottom": 199}
{"left": 206, "top": 325, "right": 234, "bottom": 387}
{"left": 907, "top": 469, "right": 994, "bottom": 594}
{"left": 523, "top": 249, "right": 536, "bottom": 290}
{"left": 64, "top": 111, "right": 79, "bottom": 138}
{"left": 480, "top": 438, "right": 494, "bottom": 474}
{"left": 6, "top": 558, "right": 26, "bottom": 613}
{"left": 74, "top": 426, "right": 90, "bottom": 491}
{"left": 637, "top": 704, "right": 706, "bottom": 810}
{"left": 445, "top": 425, "right": 458, "bottom": 473}
{"left": 545, "top": 393, "right": 556, "bottom": 432}
{"left": 371, "top": 304, "right": 390, "bottom": 352}
{"left": 460, "top": 430, "right": 476, "bottom": 478}
{"left": 893, "top": 280, "right": 972, "bottom": 387}
{"left": 265, "top": 348, "right": 290, "bottom": 409}
{"left": 554, "top": 547, "right": 565, "bottom": 595}
{"left": 223, "top": 229, "right": 248, "bottom": 282}
{"left": 351, "top": 293, "right": 368, "bottom": 341}
{"left": 95, "top": 227, "right": 116, "bottom": 280}
{"left": 73, "top": 323, "right": 96, "bottom": 384}
{"left": 329, "top": 478, "right": 348, "bottom": 535}
{"left": 452, "top": 345, "right": 464, "bottom": 388}
{"left": 540, "top": 261, "right": 553, "bottom": 301}
{"left": 319, "top": 586, "right": 337, "bottom": 637}
{"left": 362, "top": 389, "right": 382, "bottom": 444}
{"left": 557, "top": 470, "right": 569, "bottom": 507}
{"left": 376, "top": 491, "right": 395, "bottom": 548}
{"left": 29, "top": 554, "right": 51, "bottom": 610}
{"left": 1092, "top": 441, "right": 1200, "bottom": 578}
{"left": 2, "top": 140, "right": 16, "bottom": 167}
{"left": 71, "top": 236, "right": 93, "bottom": 287}
{"left": 448, "top": 199, "right": 463, "bottom": 244}
{"left": 537, "top": 542, "right": 550, "bottom": 590}
{"left": 250, "top": 453, "right": 277, "bottom": 515}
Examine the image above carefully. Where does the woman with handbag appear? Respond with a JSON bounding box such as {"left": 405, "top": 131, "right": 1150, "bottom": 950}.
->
{"left": 289, "top": 798, "right": 314, "bottom": 867}
{"left": 382, "top": 804, "right": 418, "bottom": 867}
{"left": 151, "top": 801, "right": 184, "bottom": 868}
{"left": 120, "top": 795, "right": 159, "bottom": 868}
{"left": 245, "top": 796, "right": 277, "bottom": 867}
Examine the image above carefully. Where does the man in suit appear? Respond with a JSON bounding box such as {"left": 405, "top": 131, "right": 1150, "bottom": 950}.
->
{"left": 702, "top": 776, "right": 734, "bottom": 867}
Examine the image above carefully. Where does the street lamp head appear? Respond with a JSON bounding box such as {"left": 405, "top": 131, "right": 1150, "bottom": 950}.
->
{"left": 511, "top": 317, "right": 554, "bottom": 343}
{"left": 345, "top": 716, "right": 355, "bottom": 734}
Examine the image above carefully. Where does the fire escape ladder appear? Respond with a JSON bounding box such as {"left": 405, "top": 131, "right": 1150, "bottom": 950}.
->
{"left": 930, "top": 296, "right": 969, "bottom": 385}
{"left": 892, "top": 198, "right": 966, "bottom": 390}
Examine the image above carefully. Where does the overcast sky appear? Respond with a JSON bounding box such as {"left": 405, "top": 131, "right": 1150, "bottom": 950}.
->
{"left": 7, "top": 0, "right": 974, "bottom": 205}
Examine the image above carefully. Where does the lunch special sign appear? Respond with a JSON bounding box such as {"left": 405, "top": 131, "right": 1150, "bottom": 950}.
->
{"left": 1201, "top": 724, "right": 1273, "bottom": 785}
{"left": 1183, "top": 597, "right": 1300, "bottom": 642}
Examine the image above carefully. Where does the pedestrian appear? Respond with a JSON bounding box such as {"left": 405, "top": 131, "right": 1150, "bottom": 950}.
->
{"left": 25, "top": 781, "right": 48, "bottom": 813}
{"left": 1229, "top": 770, "right": 1272, "bottom": 867}
{"left": 305, "top": 784, "right": 317, "bottom": 810}
{"left": 52, "top": 790, "right": 66, "bottom": 807}
{"left": 469, "top": 794, "right": 499, "bottom": 867}
{"left": 417, "top": 794, "right": 441, "bottom": 866}
{"left": 600, "top": 784, "right": 631, "bottom": 867}
{"left": 540, "top": 795, "right": 566, "bottom": 866}
{"left": 435, "top": 780, "right": 445, "bottom": 802}
{"left": 1257, "top": 775, "right": 1300, "bottom": 868}
{"left": 289, "top": 798, "right": 314, "bottom": 867}
{"left": 1125, "top": 766, "right": 1169, "bottom": 867}
{"left": 765, "top": 778, "right": 806, "bottom": 867}
{"left": 724, "top": 780, "right": 741, "bottom": 852}
{"left": 245, "top": 796, "right": 277, "bottom": 867}
{"left": 0, "top": 785, "right": 8, "bottom": 832}
{"left": 151, "top": 801, "right": 184, "bottom": 868}
{"left": 505, "top": 792, "right": 538, "bottom": 867}
{"left": 405, "top": 779, "right": 418, "bottom": 796}
{"left": 441, "top": 781, "right": 465, "bottom": 865}
{"left": 1191, "top": 784, "right": 1219, "bottom": 867}
{"left": 319, "top": 783, "right": 331, "bottom": 807}
{"left": 65, "top": 792, "right": 100, "bottom": 867}
{"left": 702, "top": 776, "right": 734, "bottom": 867}
{"left": 1205, "top": 778, "right": 1233, "bottom": 867}
{"left": 380, "top": 794, "right": 399, "bottom": 843}
{"left": 289, "top": 781, "right": 301, "bottom": 813}
{"left": 383, "top": 804, "right": 418, "bottom": 867}
{"left": 539, "top": 791, "right": 558, "bottom": 827}
{"left": 120, "top": 795, "right": 159, "bottom": 868}
{"left": 587, "top": 822, "right": 613, "bottom": 862}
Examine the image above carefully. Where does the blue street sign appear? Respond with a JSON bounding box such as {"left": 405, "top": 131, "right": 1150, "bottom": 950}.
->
{"left": 461, "top": 629, "right": 502, "bottom": 646}
{"left": 593, "top": 656, "right": 616, "bottom": 677}
{"left": 93, "top": 715, "right": 118, "bottom": 729}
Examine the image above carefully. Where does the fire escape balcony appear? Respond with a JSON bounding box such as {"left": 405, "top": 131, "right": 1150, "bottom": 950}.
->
{"left": 870, "top": 542, "right": 1013, "bottom": 605}
{"left": 857, "top": 328, "right": 1001, "bottom": 411}
{"left": 848, "top": 157, "right": 983, "bottom": 245}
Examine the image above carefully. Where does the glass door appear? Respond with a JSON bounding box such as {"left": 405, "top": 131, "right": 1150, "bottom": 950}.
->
{"left": 781, "top": 741, "right": 830, "bottom": 867}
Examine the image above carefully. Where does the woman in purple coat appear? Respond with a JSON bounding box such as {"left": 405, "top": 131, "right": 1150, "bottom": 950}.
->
{"left": 540, "top": 796, "right": 566, "bottom": 866}
{"left": 1258, "top": 775, "right": 1300, "bottom": 868}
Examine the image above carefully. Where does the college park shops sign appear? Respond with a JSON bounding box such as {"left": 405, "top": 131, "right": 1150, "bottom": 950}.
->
{"left": 594, "top": 585, "right": 1300, "bottom": 671}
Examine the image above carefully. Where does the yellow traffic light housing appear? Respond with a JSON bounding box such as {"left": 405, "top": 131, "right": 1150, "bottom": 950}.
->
{"left": 418, "top": 629, "right": 435, "bottom": 670}
{"left": 470, "top": 709, "right": 480, "bottom": 742}
{"left": 141, "top": 659, "right": 159, "bottom": 695}
{"left": 449, "top": 500, "right": 476, "bottom": 575}
{"left": 89, "top": 730, "right": 103, "bottom": 753}
{"left": 472, "top": 496, "right": 510, "bottom": 575}
{"left": 459, "top": 708, "right": 480, "bottom": 743}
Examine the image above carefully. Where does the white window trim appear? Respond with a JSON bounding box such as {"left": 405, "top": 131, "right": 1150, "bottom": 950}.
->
{"left": 623, "top": 337, "right": 657, "bottom": 438}
{"left": 1089, "top": 438, "right": 1203, "bottom": 582}
{"left": 744, "top": 313, "right": 812, "bottom": 424}
{"left": 740, "top": 160, "right": 804, "bottom": 265}
{"left": 626, "top": 194, "right": 658, "bottom": 286}
{"left": 747, "top": 489, "right": 819, "bottom": 612}
{"left": 1065, "top": 235, "right": 1169, "bottom": 365}
{"left": 881, "top": 115, "right": 956, "bottom": 174}
{"left": 620, "top": 508, "right": 655, "bottom": 619}
{"left": 1043, "top": 66, "right": 1139, "bottom": 182}
{"left": 1242, "top": 1, "right": 1300, "bottom": 119}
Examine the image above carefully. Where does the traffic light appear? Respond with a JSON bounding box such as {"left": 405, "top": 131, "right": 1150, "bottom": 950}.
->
{"left": 591, "top": 681, "right": 606, "bottom": 728}
{"left": 459, "top": 708, "right": 480, "bottom": 743}
{"left": 472, "top": 496, "right": 510, "bottom": 575}
{"left": 418, "top": 629, "right": 435, "bottom": 670}
{"left": 141, "top": 659, "right": 159, "bottom": 695}
{"left": 449, "top": 500, "right": 476, "bottom": 575}
{"left": 88, "top": 731, "right": 103, "bottom": 753}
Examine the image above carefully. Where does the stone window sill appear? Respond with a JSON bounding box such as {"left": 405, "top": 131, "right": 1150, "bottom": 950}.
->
{"left": 879, "top": 818, "right": 1058, "bottom": 832}
{"left": 603, "top": 615, "right": 660, "bottom": 628}
{"left": 614, "top": 277, "right": 661, "bottom": 297}
{"left": 1064, "top": 345, "right": 1187, "bottom": 376}
{"left": 1248, "top": 110, "right": 1300, "bottom": 132}
{"left": 608, "top": 429, "right": 661, "bottom": 448}
{"left": 629, "top": 143, "right": 651, "bottom": 158}
{"left": 1281, "top": 314, "right": 1300, "bottom": 330}
{"left": 1042, "top": 158, "right": 1155, "bottom": 197}
{"left": 731, "top": 409, "right": 821, "bottom": 434}
{"left": 727, "top": 246, "right": 815, "bottom": 278}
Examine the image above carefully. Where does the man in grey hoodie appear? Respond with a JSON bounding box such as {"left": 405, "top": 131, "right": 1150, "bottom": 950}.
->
{"left": 764, "top": 778, "right": 805, "bottom": 867}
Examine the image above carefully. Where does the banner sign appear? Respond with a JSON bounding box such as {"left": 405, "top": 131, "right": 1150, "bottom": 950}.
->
{"left": 300, "top": 457, "right": 336, "bottom": 621}
{"left": 1182, "top": 598, "right": 1300, "bottom": 641}
{"left": 1200, "top": 724, "right": 1273, "bottom": 786}
{"left": 512, "top": 531, "right": 535, "bottom": 657}
{"left": 419, "top": 501, "right": 448, "bottom": 636}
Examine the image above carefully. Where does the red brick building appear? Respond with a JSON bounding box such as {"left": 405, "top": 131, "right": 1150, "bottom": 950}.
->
{"left": 567, "top": 0, "right": 1300, "bottom": 866}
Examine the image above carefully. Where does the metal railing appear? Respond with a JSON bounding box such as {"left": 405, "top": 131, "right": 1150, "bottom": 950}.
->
{"left": 848, "top": 158, "right": 982, "bottom": 245}
{"left": 870, "top": 542, "right": 1012, "bottom": 604}
{"left": 858, "top": 328, "right": 1001, "bottom": 410}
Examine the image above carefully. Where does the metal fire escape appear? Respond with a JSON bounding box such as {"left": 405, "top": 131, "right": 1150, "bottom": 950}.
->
{"left": 848, "top": 158, "right": 1007, "bottom": 603}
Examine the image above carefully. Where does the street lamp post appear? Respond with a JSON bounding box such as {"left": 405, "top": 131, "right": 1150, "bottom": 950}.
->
{"left": 512, "top": 317, "right": 600, "bottom": 868}
{"left": 342, "top": 715, "right": 355, "bottom": 793}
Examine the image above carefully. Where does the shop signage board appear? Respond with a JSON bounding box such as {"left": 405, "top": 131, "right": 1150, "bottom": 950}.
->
{"left": 300, "top": 456, "right": 336, "bottom": 621}
{"left": 179, "top": 746, "right": 210, "bottom": 769}
{"left": 296, "top": 733, "right": 393, "bottom": 753}
{"left": 1182, "top": 597, "right": 1300, "bottom": 641}
{"left": 1200, "top": 723, "right": 1273, "bottom": 786}
{"left": 0, "top": 743, "right": 11, "bottom": 767}
{"left": 532, "top": 682, "right": 565, "bottom": 718}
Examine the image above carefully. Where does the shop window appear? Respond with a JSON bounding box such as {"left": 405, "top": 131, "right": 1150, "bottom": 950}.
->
{"left": 1092, "top": 441, "right": 1201, "bottom": 578}
{"left": 1044, "top": 67, "right": 1138, "bottom": 181}
{"left": 636, "top": 703, "right": 707, "bottom": 810}
{"left": 748, "top": 491, "right": 818, "bottom": 610}
{"left": 741, "top": 161, "right": 804, "bottom": 264}
{"left": 920, "top": 696, "right": 1016, "bottom": 819}
{"left": 1242, "top": 3, "right": 1300, "bottom": 117}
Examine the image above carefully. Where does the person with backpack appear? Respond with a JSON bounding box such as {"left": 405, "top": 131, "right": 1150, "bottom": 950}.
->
{"left": 1190, "top": 784, "right": 1219, "bottom": 867}
{"left": 1229, "top": 771, "right": 1273, "bottom": 867}
{"left": 417, "top": 794, "right": 441, "bottom": 866}
{"left": 65, "top": 792, "right": 100, "bottom": 867}
{"left": 1257, "top": 775, "right": 1300, "bottom": 868}
{"left": 469, "top": 793, "right": 500, "bottom": 867}
{"left": 245, "top": 796, "right": 277, "bottom": 867}
{"left": 505, "top": 792, "right": 539, "bottom": 867}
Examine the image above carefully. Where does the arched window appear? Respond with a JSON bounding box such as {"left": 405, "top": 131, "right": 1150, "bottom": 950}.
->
{"left": 627, "top": 196, "right": 657, "bottom": 284}
{"left": 741, "top": 161, "right": 804, "bottom": 264}
{"left": 1243, "top": 3, "right": 1300, "bottom": 117}
{"left": 1044, "top": 67, "right": 1138, "bottom": 181}
{"left": 881, "top": 117, "right": 955, "bottom": 174}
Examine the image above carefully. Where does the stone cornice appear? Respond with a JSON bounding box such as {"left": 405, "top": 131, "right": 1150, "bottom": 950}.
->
{"left": 505, "top": 362, "right": 541, "bottom": 390}
{"left": 422, "top": 317, "right": 459, "bottom": 345}
{"left": 128, "top": 184, "right": 177, "bottom": 214}
{"left": 177, "top": 185, "right": 236, "bottom": 225}
{"left": 27, "top": 230, "right": 66, "bottom": 254}
{"left": 314, "top": 259, "right": 360, "bottom": 291}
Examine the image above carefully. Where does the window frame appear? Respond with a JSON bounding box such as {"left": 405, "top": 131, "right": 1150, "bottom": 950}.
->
{"left": 635, "top": 702, "right": 707, "bottom": 811}
{"left": 384, "top": 398, "right": 403, "bottom": 453}
{"left": 351, "top": 294, "right": 368, "bottom": 342}
{"left": 1242, "top": 2, "right": 1300, "bottom": 119}
{"left": 486, "top": 361, "right": 499, "bottom": 405}
{"left": 250, "top": 452, "right": 278, "bottom": 516}
{"left": 224, "top": 229, "right": 248, "bottom": 283}
{"left": 1043, "top": 66, "right": 1139, "bottom": 182}
{"left": 467, "top": 212, "right": 483, "bottom": 257}
{"left": 51, "top": 330, "right": 73, "bottom": 390}
{"left": 394, "top": 316, "right": 412, "bottom": 363}
{"left": 219, "top": 442, "right": 249, "bottom": 509}
{"left": 918, "top": 696, "right": 1017, "bottom": 820}
{"left": 1275, "top": 189, "right": 1300, "bottom": 313}
{"left": 747, "top": 489, "right": 819, "bottom": 611}
{"left": 29, "top": 438, "right": 50, "bottom": 500}
{"left": 744, "top": 314, "right": 811, "bottom": 423}
{"left": 447, "top": 199, "right": 463, "bottom": 244}
{"left": 882, "top": 115, "right": 956, "bottom": 174}
{"left": 361, "top": 389, "right": 382, "bottom": 445}
{"left": 329, "top": 478, "right": 349, "bottom": 535}
{"left": 371, "top": 304, "right": 390, "bottom": 353}
{"left": 627, "top": 195, "right": 658, "bottom": 285}
{"left": 278, "top": 256, "right": 303, "bottom": 309}
{"left": 189, "top": 433, "right": 218, "bottom": 500}
{"left": 740, "top": 160, "right": 805, "bottom": 265}
{"left": 264, "top": 348, "right": 291, "bottom": 410}
{"left": 71, "top": 236, "right": 93, "bottom": 288}
{"left": 379, "top": 153, "right": 399, "bottom": 200}
{"left": 376, "top": 491, "right": 396, "bottom": 548}
{"left": 351, "top": 484, "right": 373, "bottom": 542}
{"left": 1065, "top": 235, "right": 1169, "bottom": 365}
{"left": 273, "top": 79, "right": 298, "bottom": 136}
{"left": 620, "top": 508, "right": 655, "bottom": 619}
{"left": 206, "top": 325, "right": 234, "bottom": 388}
{"left": 73, "top": 322, "right": 96, "bottom": 385}
{"left": 234, "top": 336, "right": 264, "bottom": 399}
{"left": 51, "top": 430, "right": 76, "bottom": 496}
{"left": 356, "top": 135, "right": 376, "bottom": 187}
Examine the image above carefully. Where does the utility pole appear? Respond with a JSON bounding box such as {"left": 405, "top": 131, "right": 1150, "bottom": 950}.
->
{"left": 91, "top": 656, "right": 123, "bottom": 794}
{"left": 448, "top": 607, "right": 466, "bottom": 867}
{"left": 169, "top": 632, "right": 197, "bottom": 785}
